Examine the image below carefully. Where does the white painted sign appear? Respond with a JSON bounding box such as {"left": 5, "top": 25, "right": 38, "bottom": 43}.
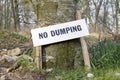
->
{"left": 31, "top": 19, "right": 89, "bottom": 47}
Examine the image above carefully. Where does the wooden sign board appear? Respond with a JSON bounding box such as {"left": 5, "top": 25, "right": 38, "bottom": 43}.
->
{"left": 31, "top": 19, "right": 89, "bottom": 47}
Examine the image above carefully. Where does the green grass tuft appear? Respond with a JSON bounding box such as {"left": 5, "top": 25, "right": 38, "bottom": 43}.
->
{"left": 89, "top": 40, "right": 120, "bottom": 69}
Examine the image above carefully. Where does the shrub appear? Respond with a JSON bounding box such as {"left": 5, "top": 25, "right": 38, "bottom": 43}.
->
{"left": 89, "top": 40, "right": 120, "bottom": 69}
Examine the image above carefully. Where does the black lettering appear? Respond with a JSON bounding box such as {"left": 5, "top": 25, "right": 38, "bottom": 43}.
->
{"left": 39, "top": 32, "right": 48, "bottom": 39}
{"left": 39, "top": 33, "right": 43, "bottom": 39}
{"left": 55, "top": 30, "right": 60, "bottom": 36}
{"left": 59, "top": 28, "right": 66, "bottom": 35}
{"left": 77, "top": 25, "right": 82, "bottom": 31}
{"left": 44, "top": 32, "right": 48, "bottom": 38}
{"left": 51, "top": 30, "right": 55, "bottom": 37}
{"left": 72, "top": 26, "right": 78, "bottom": 32}
{"left": 66, "top": 27, "right": 70, "bottom": 33}
{"left": 50, "top": 24, "right": 82, "bottom": 37}
{"left": 69, "top": 27, "right": 73, "bottom": 32}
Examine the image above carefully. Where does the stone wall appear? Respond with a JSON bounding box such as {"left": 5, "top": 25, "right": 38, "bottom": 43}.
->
{"left": 38, "top": 0, "right": 83, "bottom": 69}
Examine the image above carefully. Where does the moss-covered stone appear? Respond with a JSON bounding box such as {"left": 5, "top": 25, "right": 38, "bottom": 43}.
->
{"left": 38, "top": 0, "right": 83, "bottom": 69}
{"left": 0, "top": 30, "right": 30, "bottom": 49}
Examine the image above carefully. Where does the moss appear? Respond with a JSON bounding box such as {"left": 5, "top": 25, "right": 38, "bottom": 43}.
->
{"left": 46, "top": 60, "right": 55, "bottom": 68}
{"left": 0, "top": 30, "right": 30, "bottom": 49}
{"left": 44, "top": 39, "right": 82, "bottom": 70}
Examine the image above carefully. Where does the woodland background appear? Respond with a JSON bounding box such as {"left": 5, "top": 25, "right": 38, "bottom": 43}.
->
{"left": 0, "top": 0, "right": 120, "bottom": 80}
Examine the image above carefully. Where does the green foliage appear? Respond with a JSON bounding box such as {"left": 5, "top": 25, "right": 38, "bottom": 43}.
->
{"left": 0, "top": 30, "right": 29, "bottom": 49}
{"left": 89, "top": 68, "right": 120, "bottom": 80}
{"left": 17, "top": 56, "right": 29, "bottom": 66}
{"left": 89, "top": 40, "right": 120, "bottom": 69}
{"left": 17, "top": 55, "right": 38, "bottom": 72}
{"left": 49, "top": 67, "right": 86, "bottom": 80}
{"left": 49, "top": 67, "right": 120, "bottom": 80}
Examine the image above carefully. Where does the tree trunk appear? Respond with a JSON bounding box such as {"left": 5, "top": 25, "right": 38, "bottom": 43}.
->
{"left": 0, "top": 0, "right": 4, "bottom": 29}
{"left": 11, "top": 0, "right": 17, "bottom": 31}
{"left": 94, "top": 0, "right": 103, "bottom": 32}
{"left": 114, "top": 0, "right": 119, "bottom": 42}
{"left": 11, "top": 0, "right": 20, "bottom": 32}
{"left": 14, "top": 0, "right": 20, "bottom": 31}
{"left": 38, "top": 0, "right": 83, "bottom": 69}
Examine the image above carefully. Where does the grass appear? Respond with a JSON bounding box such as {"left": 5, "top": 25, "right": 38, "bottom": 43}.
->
{"left": 49, "top": 67, "right": 86, "bottom": 80}
{"left": 17, "top": 55, "right": 38, "bottom": 72}
{"left": 48, "top": 67, "right": 120, "bottom": 80}
{"left": 88, "top": 68, "right": 120, "bottom": 80}
{"left": 89, "top": 39, "right": 120, "bottom": 69}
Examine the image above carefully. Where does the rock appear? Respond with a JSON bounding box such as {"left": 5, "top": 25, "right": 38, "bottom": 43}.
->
{"left": 0, "top": 58, "right": 6, "bottom": 67}
{"left": 6, "top": 54, "right": 34, "bottom": 73}
{"left": 0, "top": 54, "right": 17, "bottom": 68}
{"left": 0, "top": 67, "right": 8, "bottom": 73}
{"left": 8, "top": 73, "right": 23, "bottom": 80}
{"left": 2, "top": 49, "right": 7, "bottom": 52}
{"left": 6, "top": 61, "right": 21, "bottom": 73}
{"left": 0, "top": 73, "right": 3, "bottom": 77}
{"left": 21, "top": 47, "right": 33, "bottom": 55}
{"left": 2, "top": 55, "right": 18, "bottom": 62}
{"left": 115, "top": 72, "right": 120, "bottom": 76}
{"left": 0, "top": 67, "right": 8, "bottom": 77}
{"left": 0, "top": 73, "right": 23, "bottom": 80}
{"left": 46, "top": 68, "right": 53, "bottom": 72}
{"left": 23, "top": 73, "right": 34, "bottom": 80}
{"left": 43, "top": 55, "right": 55, "bottom": 62}
{"left": 0, "top": 75, "right": 8, "bottom": 80}
{"left": 0, "top": 49, "right": 7, "bottom": 55}
{"left": 31, "top": 73, "right": 49, "bottom": 80}
{"left": 55, "top": 76, "right": 63, "bottom": 80}
{"left": 7, "top": 47, "right": 21, "bottom": 56}
{"left": 87, "top": 73, "right": 94, "bottom": 78}
{"left": 0, "top": 51, "right": 6, "bottom": 55}
{"left": 18, "top": 54, "right": 33, "bottom": 62}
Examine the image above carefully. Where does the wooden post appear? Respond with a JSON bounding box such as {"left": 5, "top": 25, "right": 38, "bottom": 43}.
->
{"left": 35, "top": 25, "right": 42, "bottom": 70}
{"left": 75, "top": 10, "right": 91, "bottom": 71}
{"left": 35, "top": 46, "right": 42, "bottom": 70}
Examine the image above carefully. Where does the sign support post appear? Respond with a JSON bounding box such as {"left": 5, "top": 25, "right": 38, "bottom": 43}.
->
{"left": 36, "top": 46, "right": 42, "bottom": 70}
{"left": 35, "top": 25, "right": 42, "bottom": 70}
{"left": 75, "top": 10, "right": 91, "bottom": 71}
